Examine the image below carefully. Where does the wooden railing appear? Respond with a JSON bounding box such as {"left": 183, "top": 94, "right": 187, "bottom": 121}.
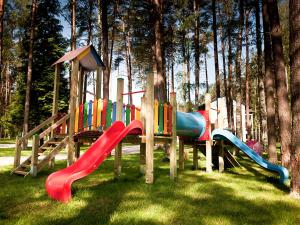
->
{"left": 13, "top": 113, "right": 69, "bottom": 169}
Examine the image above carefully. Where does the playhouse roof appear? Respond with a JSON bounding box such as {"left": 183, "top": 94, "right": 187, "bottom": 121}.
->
{"left": 52, "top": 45, "right": 105, "bottom": 71}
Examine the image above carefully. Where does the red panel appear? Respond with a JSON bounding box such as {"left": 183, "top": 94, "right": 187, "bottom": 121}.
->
{"left": 198, "top": 110, "right": 210, "bottom": 141}
{"left": 130, "top": 105, "right": 135, "bottom": 121}
{"left": 79, "top": 104, "right": 84, "bottom": 131}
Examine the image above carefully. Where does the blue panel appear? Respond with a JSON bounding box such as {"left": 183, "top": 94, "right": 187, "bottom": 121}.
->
{"left": 88, "top": 100, "right": 93, "bottom": 130}
{"left": 176, "top": 112, "right": 206, "bottom": 138}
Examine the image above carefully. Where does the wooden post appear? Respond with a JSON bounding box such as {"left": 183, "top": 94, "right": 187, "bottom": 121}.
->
{"left": 218, "top": 98, "right": 224, "bottom": 173}
{"left": 205, "top": 93, "right": 212, "bottom": 173}
{"left": 140, "top": 96, "right": 146, "bottom": 174}
{"left": 114, "top": 78, "right": 124, "bottom": 179}
{"left": 52, "top": 64, "right": 61, "bottom": 118}
{"left": 193, "top": 144, "right": 198, "bottom": 170}
{"left": 51, "top": 63, "right": 61, "bottom": 139}
{"left": 67, "top": 59, "right": 79, "bottom": 166}
{"left": 170, "top": 92, "right": 177, "bottom": 179}
{"left": 179, "top": 139, "right": 184, "bottom": 170}
{"left": 30, "top": 134, "right": 39, "bottom": 176}
{"left": 75, "top": 142, "right": 80, "bottom": 159}
{"left": 145, "top": 72, "right": 154, "bottom": 184}
{"left": 14, "top": 137, "right": 21, "bottom": 169}
{"left": 78, "top": 66, "right": 84, "bottom": 105}
{"left": 96, "top": 66, "right": 102, "bottom": 99}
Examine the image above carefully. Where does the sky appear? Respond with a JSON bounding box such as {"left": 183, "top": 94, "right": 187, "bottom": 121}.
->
{"left": 58, "top": 5, "right": 221, "bottom": 107}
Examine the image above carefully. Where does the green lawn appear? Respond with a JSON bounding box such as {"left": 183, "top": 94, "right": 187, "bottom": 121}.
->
{"left": 0, "top": 138, "right": 15, "bottom": 144}
{"left": 0, "top": 149, "right": 299, "bottom": 225}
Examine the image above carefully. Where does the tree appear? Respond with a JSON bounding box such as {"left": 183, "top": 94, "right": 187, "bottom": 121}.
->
{"left": 235, "top": 0, "right": 244, "bottom": 141}
{"left": 152, "top": 0, "right": 166, "bottom": 102}
{"left": 262, "top": 0, "right": 278, "bottom": 163}
{"left": 102, "top": 0, "right": 110, "bottom": 100}
{"left": 245, "top": 8, "right": 251, "bottom": 136}
{"left": 255, "top": 0, "right": 267, "bottom": 146}
{"left": 193, "top": 0, "right": 200, "bottom": 103}
{"left": 0, "top": 0, "right": 4, "bottom": 72}
{"left": 71, "top": 0, "right": 76, "bottom": 50}
{"left": 267, "top": 0, "right": 291, "bottom": 168}
{"left": 289, "top": 0, "right": 300, "bottom": 199}
{"left": 23, "top": 0, "right": 37, "bottom": 148}
{"left": 212, "top": 0, "right": 220, "bottom": 101}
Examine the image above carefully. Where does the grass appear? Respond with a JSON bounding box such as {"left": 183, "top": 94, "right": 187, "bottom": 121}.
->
{"left": 0, "top": 149, "right": 300, "bottom": 225}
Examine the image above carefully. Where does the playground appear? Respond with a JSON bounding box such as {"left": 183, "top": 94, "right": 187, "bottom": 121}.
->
{"left": 1, "top": 1, "right": 300, "bottom": 224}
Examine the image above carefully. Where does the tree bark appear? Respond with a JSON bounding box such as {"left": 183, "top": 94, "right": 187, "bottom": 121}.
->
{"left": 226, "top": 2, "right": 234, "bottom": 132}
{"left": 23, "top": 0, "right": 37, "bottom": 148}
{"left": 235, "top": 0, "right": 244, "bottom": 142}
{"left": 212, "top": 0, "right": 220, "bottom": 100}
{"left": 71, "top": 0, "right": 76, "bottom": 51}
{"left": 262, "top": 0, "right": 278, "bottom": 163}
{"left": 123, "top": 15, "right": 133, "bottom": 104}
{"left": 194, "top": 0, "right": 200, "bottom": 103}
{"left": 101, "top": 0, "right": 110, "bottom": 100}
{"left": 0, "top": 0, "right": 4, "bottom": 73}
{"left": 267, "top": 0, "right": 291, "bottom": 169}
{"left": 153, "top": 0, "right": 166, "bottom": 102}
{"left": 256, "top": 1, "right": 268, "bottom": 146}
{"left": 245, "top": 9, "right": 250, "bottom": 136}
{"left": 289, "top": 0, "right": 300, "bottom": 199}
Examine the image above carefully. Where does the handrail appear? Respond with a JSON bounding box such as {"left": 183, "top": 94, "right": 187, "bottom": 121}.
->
{"left": 17, "top": 114, "right": 58, "bottom": 145}
{"left": 39, "top": 114, "right": 70, "bottom": 140}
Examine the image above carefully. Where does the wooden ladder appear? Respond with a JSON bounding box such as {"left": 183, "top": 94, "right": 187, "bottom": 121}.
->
{"left": 12, "top": 136, "right": 69, "bottom": 176}
{"left": 12, "top": 113, "right": 70, "bottom": 177}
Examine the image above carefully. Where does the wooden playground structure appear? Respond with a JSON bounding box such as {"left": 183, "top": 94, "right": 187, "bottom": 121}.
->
{"left": 11, "top": 45, "right": 235, "bottom": 182}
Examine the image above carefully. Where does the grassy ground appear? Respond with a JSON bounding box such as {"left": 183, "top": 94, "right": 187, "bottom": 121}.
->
{"left": 0, "top": 149, "right": 299, "bottom": 225}
{"left": 0, "top": 138, "right": 15, "bottom": 144}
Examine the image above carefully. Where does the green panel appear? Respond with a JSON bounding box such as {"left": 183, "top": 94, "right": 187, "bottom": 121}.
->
{"left": 83, "top": 102, "right": 88, "bottom": 128}
{"left": 158, "top": 102, "right": 164, "bottom": 134}
{"left": 125, "top": 104, "right": 130, "bottom": 126}
{"left": 106, "top": 100, "right": 112, "bottom": 128}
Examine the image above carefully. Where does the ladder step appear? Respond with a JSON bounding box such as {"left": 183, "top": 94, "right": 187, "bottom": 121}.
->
{"left": 47, "top": 141, "right": 60, "bottom": 145}
{"left": 14, "top": 170, "right": 29, "bottom": 176}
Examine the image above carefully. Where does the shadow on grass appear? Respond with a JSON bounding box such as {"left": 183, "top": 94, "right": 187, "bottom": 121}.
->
{"left": 0, "top": 151, "right": 299, "bottom": 225}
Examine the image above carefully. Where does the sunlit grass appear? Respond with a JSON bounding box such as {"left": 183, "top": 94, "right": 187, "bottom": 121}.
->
{"left": 0, "top": 149, "right": 299, "bottom": 225}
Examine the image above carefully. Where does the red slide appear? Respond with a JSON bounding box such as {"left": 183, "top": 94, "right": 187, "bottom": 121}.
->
{"left": 45, "top": 120, "right": 143, "bottom": 203}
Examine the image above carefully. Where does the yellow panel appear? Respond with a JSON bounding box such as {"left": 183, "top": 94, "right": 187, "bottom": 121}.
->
{"left": 75, "top": 107, "right": 79, "bottom": 133}
{"left": 136, "top": 108, "right": 141, "bottom": 121}
{"left": 97, "top": 99, "right": 103, "bottom": 127}
{"left": 92, "top": 100, "right": 98, "bottom": 130}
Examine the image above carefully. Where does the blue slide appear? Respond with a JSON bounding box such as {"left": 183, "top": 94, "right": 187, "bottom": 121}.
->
{"left": 212, "top": 129, "right": 289, "bottom": 184}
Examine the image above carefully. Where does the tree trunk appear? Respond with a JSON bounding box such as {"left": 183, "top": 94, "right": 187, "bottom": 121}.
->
{"left": 171, "top": 60, "right": 174, "bottom": 93}
{"left": 226, "top": 3, "right": 234, "bottom": 132}
{"left": 245, "top": 9, "right": 250, "bottom": 136}
{"left": 212, "top": 0, "right": 220, "bottom": 100}
{"left": 153, "top": 0, "right": 166, "bottom": 102}
{"left": 0, "top": 0, "right": 4, "bottom": 73}
{"left": 290, "top": 0, "right": 300, "bottom": 199}
{"left": 219, "top": 3, "right": 229, "bottom": 129}
{"left": 205, "top": 52, "right": 208, "bottom": 93}
{"left": 194, "top": 0, "right": 200, "bottom": 103}
{"left": 235, "top": 0, "right": 244, "bottom": 142}
{"left": 262, "top": 0, "right": 278, "bottom": 163}
{"left": 256, "top": 1, "right": 268, "bottom": 146}
{"left": 71, "top": 0, "right": 76, "bottom": 50}
{"left": 123, "top": 17, "right": 133, "bottom": 105}
{"left": 187, "top": 42, "right": 191, "bottom": 103}
{"left": 23, "top": 0, "right": 37, "bottom": 148}
{"left": 101, "top": 0, "right": 110, "bottom": 100}
{"left": 267, "top": 0, "right": 291, "bottom": 169}
{"left": 182, "top": 31, "right": 187, "bottom": 102}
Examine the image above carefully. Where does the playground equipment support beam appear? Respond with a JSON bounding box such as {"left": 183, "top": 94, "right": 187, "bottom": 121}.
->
{"left": 205, "top": 93, "right": 212, "bottom": 173}
{"left": 170, "top": 92, "right": 177, "bottom": 179}
{"left": 140, "top": 96, "right": 146, "bottom": 174}
{"left": 145, "top": 72, "right": 154, "bottom": 184}
{"left": 217, "top": 98, "right": 224, "bottom": 173}
{"left": 193, "top": 144, "right": 198, "bottom": 170}
{"left": 67, "top": 59, "right": 79, "bottom": 166}
{"left": 96, "top": 66, "right": 102, "bottom": 99}
{"left": 30, "top": 134, "right": 39, "bottom": 176}
{"left": 115, "top": 78, "right": 124, "bottom": 179}
{"left": 52, "top": 64, "right": 61, "bottom": 118}
{"left": 179, "top": 139, "right": 184, "bottom": 170}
